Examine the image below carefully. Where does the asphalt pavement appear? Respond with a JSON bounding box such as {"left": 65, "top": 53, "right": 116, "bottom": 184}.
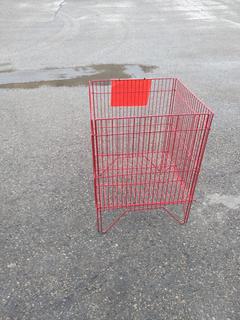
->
{"left": 0, "top": 1, "right": 240, "bottom": 319}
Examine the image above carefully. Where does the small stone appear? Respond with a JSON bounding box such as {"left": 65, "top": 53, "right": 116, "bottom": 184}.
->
{"left": 7, "top": 263, "right": 16, "bottom": 268}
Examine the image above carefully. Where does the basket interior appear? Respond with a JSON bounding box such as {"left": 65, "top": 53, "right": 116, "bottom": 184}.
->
{"left": 89, "top": 78, "right": 213, "bottom": 210}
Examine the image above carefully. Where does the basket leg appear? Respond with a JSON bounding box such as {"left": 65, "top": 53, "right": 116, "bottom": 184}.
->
{"left": 161, "top": 202, "right": 193, "bottom": 225}
{"left": 96, "top": 209, "right": 129, "bottom": 234}
{"left": 183, "top": 202, "right": 192, "bottom": 224}
{"left": 96, "top": 209, "right": 103, "bottom": 233}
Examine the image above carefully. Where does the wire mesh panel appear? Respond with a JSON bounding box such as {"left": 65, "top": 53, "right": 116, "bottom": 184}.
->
{"left": 89, "top": 78, "right": 214, "bottom": 233}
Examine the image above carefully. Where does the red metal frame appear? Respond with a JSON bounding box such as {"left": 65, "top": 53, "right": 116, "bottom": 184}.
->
{"left": 89, "top": 78, "right": 214, "bottom": 233}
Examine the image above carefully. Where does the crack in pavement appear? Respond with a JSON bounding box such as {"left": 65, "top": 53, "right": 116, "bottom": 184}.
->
{"left": 54, "top": 0, "right": 66, "bottom": 18}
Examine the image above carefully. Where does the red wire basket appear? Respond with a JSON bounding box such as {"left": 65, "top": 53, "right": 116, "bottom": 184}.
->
{"left": 89, "top": 78, "right": 214, "bottom": 233}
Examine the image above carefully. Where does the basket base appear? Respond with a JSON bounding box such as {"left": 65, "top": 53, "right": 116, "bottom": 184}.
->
{"left": 96, "top": 202, "right": 193, "bottom": 234}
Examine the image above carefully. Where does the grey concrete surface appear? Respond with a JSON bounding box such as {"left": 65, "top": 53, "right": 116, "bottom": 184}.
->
{"left": 0, "top": 0, "right": 240, "bottom": 319}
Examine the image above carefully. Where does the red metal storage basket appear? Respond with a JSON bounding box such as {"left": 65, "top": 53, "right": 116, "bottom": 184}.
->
{"left": 89, "top": 78, "right": 213, "bottom": 233}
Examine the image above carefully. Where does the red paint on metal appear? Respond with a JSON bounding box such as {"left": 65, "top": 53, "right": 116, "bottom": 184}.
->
{"left": 111, "top": 79, "right": 151, "bottom": 107}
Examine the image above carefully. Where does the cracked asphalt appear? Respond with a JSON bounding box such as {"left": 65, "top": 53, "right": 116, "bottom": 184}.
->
{"left": 0, "top": 1, "right": 240, "bottom": 319}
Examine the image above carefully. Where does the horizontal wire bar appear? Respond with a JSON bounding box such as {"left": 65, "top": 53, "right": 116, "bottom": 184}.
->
{"left": 94, "top": 113, "right": 211, "bottom": 121}
{"left": 93, "top": 128, "right": 206, "bottom": 137}
{"left": 97, "top": 199, "right": 193, "bottom": 211}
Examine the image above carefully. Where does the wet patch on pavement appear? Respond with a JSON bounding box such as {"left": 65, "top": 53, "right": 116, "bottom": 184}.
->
{"left": 207, "top": 193, "right": 240, "bottom": 210}
{"left": 0, "top": 64, "right": 157, "bottom": 89}
{"left": 0, "top": 62, "right": 16, "bottom": 73}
